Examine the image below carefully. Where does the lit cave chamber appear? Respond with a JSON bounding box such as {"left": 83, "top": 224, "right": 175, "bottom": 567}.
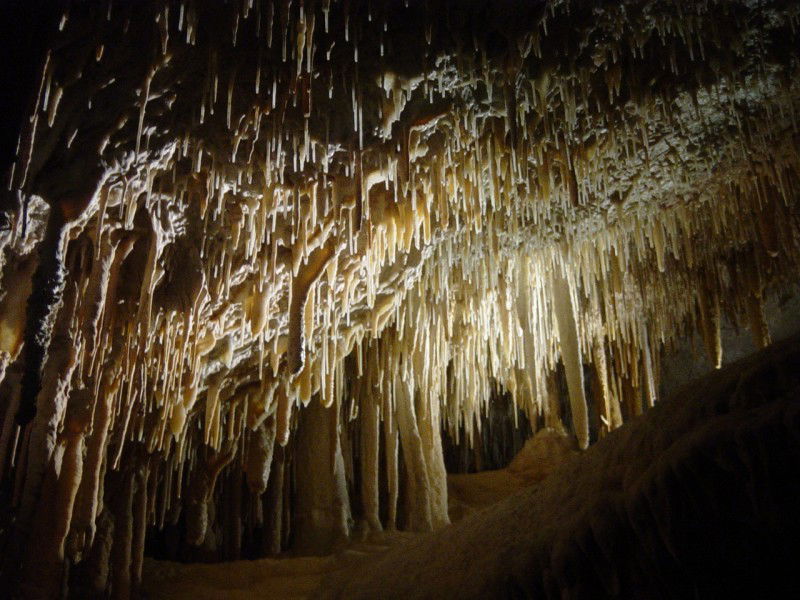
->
{"left": 0, "top": 1, "right": 799, "bottom": 598}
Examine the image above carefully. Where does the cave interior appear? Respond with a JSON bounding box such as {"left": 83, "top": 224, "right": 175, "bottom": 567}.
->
{"left": 0, "top": 0, "right": 799, "bottom": 598}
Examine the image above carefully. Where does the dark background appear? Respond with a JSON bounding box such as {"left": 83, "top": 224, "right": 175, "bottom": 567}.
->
{"left": 0, "top": 0, "right": 60, "bottom": 211}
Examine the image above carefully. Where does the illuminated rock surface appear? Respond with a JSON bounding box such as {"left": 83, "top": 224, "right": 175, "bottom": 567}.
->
{"left": 0, "top": 0, "right": 798, "bottom": 597}
{"left": 142, "top": 338, "right": 800, "bottom": 598}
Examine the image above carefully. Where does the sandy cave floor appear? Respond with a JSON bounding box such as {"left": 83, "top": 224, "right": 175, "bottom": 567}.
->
{"left": 142, "top": 429, "right": 577, "bottom": 599}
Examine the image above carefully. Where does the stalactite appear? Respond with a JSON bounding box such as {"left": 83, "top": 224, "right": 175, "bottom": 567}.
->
{"left": 593, "top": 343, "right": 622, "bottom": 433}
{"left": 383, "top": 396, "right": 399, "bottom": 530}
{"left": 245, "top": 416, "right": 276, "bottom": 495}
{"left": 18, "top": 278, "right": 81, "bottom": 529}
{"left": 359, "top": 392, "right": 381, "bottom": 532}
{"left": 293, "top": 398, "right": 352, "bottom": 553}
{"left": 417, "top": 393, "right": 450, "bottom": 529}
{"left": 551, "top": 268, "right": 589, "bottom": 449}
{"left": 262, "top": 444, "right": 285, "bottom": 555}
{"left": 395, "top": 381, "right": 433, "bottom": 532}
{"left": 698, "top": 285, "right": 723, "bottom": 369}
{"left": 287, "top": 241, "right": 335, "bottom": 376}
{"left": 131, "top": 463, "right": 150, "bottom": 592}
{"left": 641, "top": 324, "right": 658, "bottom": 408}
{"left": 185, "top": 443, "right": 236, "bottom": 547}
{"left": 53, "top": 391, "right": 92, "bottom": 562}
{"left": 0, "top": 371, "right": 22, "bottom": 481}
{"left": 225, "top": 466, "right": 243, "bottom": 560}
{"left": 747, "top": 291, "right": 772, "bottom": 350}
{"left": 68, "top": 357, "right": 121, "bottom": 560}
{"left": 17, "top": 184, "right": 98, "bottom": 429}
{"left": 78, "top": 508, "right": 115, "bottom": 597}
{"left": 16, "top": 210, "right": 69, "bottom": 429}
{"left": 110, "top": 471, "right": 134, "bottom": 600}
{"left": 80, "top": 229, "right": 116, "bottom": 367}
{"left": 544, "top": 372, "right": 562, "bottom": 431}
{"left": 19, "top": 388, "right": 91, "bottom": 599}
{"left": 275, "top": 386, "right": 293, "bottom": 448}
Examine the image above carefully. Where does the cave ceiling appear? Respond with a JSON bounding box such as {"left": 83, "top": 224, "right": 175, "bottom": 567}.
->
{"left": 0, "top": 0, "right": 799, "bottom": 597}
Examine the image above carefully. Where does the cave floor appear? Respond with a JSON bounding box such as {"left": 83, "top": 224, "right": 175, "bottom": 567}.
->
{"left": 142, "top": 336, "right": 800, "bottom": 599}
{"left": 142, "top": 531, "right": 413, "bottom": 600}
{"left": 142, "top": 429, "right": 578, "bottom": 599}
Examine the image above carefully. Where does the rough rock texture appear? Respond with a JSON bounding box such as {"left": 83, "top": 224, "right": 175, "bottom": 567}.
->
{"left": 0, "top": 0, "right": 798, "bottom": 596}
{"left": 322, "top": 336, "right": 800, "bottom": 599}
{"left": 447, "top": 428, "right": 577, "bottom": 521}
{"left": 142, "top": 337, "right": 800, "bottom": 598}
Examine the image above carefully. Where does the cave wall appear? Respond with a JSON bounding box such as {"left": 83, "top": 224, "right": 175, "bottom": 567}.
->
{"left": 660, "top": 282, "right": 800, "bottom": 397}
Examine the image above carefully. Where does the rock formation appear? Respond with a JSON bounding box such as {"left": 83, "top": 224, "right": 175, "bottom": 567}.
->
{"left": 0, "top": 0, "right": 798, "bottom": 597}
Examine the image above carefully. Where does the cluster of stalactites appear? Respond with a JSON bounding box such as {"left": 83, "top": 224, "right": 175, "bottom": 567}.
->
{"left": 0, "top": 141, "right": 796, "bottom": 596}
{"left": 0, "top": 0, "right": 799, "bottom": 597}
